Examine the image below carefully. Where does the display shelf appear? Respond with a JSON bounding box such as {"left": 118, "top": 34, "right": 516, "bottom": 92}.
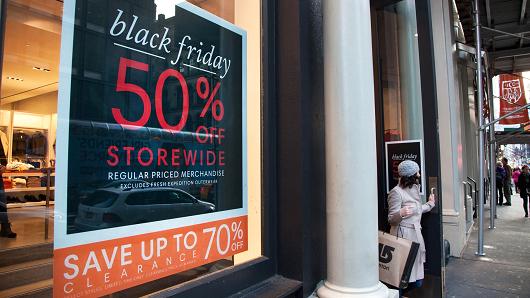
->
{"left": 7, "top": 200, "right": 55, "bottom": 209}
{"left": 2, "top": 172, "right": 44, "bottom": 177}
{"left": 4, "top": 187, "right": 55, "bottom": 193}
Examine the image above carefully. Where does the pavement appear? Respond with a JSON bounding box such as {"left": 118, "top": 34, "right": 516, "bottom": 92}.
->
{"left": 446, "top": 196, "right": 530, "bottom": 298}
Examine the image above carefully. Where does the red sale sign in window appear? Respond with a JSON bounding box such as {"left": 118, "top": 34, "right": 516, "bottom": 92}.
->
{"left": 55, "top": 1, "right": 247, "bottom": 297}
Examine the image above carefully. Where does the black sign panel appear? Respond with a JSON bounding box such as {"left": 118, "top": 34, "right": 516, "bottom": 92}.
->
{"left": 63, "top": 0, "right": 244, "bottom": 234}
{"left": 385, "top": 140, "right": 425, "bottom": 194}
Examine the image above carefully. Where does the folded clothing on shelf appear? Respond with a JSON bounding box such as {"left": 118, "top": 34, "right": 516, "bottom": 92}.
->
{"left": 12, "top": 178, "right": 26, "bottom": 188}
{"left": 6, "top": 196, "right": 26, "bottom": 203}
{"left": 40, "top": 176, "right": 55, "bottom": 187}
{"left": 26, "top": 177, "right": 41, "bottom": 188}
{"left": 6, "top": 194, "right": 49, "bottom": 204}
{"left": 3, "top": 178, "right": 12, "bottom": 189}
{"left": 6, "top": 162, "right": 35, "bottom": 171}
{"left": 24, "top": 195, "right": 40, "bottom": 202}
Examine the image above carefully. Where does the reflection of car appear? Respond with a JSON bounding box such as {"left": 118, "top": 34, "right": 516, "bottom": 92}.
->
{"left": 78, "top": 180, "right": 148, "bottom": 201}
{"left": 74, "top": 187, "right": 215, "bottom": 231}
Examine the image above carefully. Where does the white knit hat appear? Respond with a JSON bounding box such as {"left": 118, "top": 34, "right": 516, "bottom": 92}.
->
{"left": 398, "top": 160, "right": 420, "bottom": 177}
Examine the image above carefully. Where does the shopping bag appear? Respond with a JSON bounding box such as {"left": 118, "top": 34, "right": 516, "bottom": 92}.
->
{"left": 378, "top": 230, "right": 419, "bottom": 289}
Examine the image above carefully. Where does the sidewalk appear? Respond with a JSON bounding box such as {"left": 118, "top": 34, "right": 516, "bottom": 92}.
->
{"left": 446, "top": 198, "right": 530, "bottom": 297}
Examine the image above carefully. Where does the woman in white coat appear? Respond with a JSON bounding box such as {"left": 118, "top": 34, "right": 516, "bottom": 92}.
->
{"left": 387, "top": 160, "right": 435, "bottom": 294}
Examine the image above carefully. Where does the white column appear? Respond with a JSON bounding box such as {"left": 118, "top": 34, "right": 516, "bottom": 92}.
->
{"left": 317, "top": 0, "right": 397, "bottom": 297}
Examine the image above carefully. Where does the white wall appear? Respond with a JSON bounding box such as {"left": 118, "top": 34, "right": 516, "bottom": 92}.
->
{"left": 11, "top": 91, "right": 58, "bottom": 114}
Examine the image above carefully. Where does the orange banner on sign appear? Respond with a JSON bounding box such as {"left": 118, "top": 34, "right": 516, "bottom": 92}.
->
{"left": 53, "top": 216, "right": 248, "bottom": 298}
{"left": 499, "top": 73, "right": 530, "bottom": 125}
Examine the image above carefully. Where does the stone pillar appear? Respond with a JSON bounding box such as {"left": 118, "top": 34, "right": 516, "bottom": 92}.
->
{"left": 317, "top": 0, "right": 397, "bottom": 297}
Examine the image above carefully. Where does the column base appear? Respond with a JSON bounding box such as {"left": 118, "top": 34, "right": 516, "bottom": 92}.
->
{"left": 317, "top": 281, "right": 398, "bottom": 298}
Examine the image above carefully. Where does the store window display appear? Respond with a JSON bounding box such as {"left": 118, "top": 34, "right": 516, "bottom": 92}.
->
{"left": 0, "top": 0, "right": 262, "bottom": 296}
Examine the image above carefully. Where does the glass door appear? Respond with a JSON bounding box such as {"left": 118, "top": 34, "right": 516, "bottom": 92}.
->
{"left": 373, "top": 0, "right": 444, "bottom": 296}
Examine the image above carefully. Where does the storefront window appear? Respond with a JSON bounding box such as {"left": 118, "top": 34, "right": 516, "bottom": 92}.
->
{"left": 377, "top": 0, "right": 424, "bottom": 142}
{"left": 376, "top": 0, "right": 426, "bottom": 196}
{"left": 0, "top": 0, "right": 261, "bottom": 296}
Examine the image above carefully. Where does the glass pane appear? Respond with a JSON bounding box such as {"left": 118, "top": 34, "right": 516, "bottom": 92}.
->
{"left": 83, "top": 190, "right": 119, "bottom": 207}
{"left": 0, "top": 0, "right": 262, "bottom": 296}
{"left": 378, "top": 0, "right": 424, "bottom": 142}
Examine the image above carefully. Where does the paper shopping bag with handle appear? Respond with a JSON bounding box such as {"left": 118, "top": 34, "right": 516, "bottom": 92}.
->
{"left": 378, "top": 231, "right": 420, "bottom": 289}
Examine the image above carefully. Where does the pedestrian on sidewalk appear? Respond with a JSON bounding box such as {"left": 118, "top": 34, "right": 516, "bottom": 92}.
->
{"left": 496, "top": 162, "right": 506, "bottom": 205}
{"left": 387, "top": 160, "right": 436, "bottom": 296}
{"left": 513, "top": 167, "right": 521, "bottom": 193}
{"left": 502, "top": 158, "right": 513, "bottom": 206}
{"left": 516, "top": 165, "right": 530, "bottom": 218}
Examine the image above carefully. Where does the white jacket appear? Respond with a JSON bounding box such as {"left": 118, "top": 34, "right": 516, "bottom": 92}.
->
{"left": 387, "top": 184, "right": 434, "bottom": 282}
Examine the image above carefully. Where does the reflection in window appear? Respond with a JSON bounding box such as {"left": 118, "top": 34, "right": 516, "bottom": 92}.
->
{"left": 0, "top": 0, "right": 262, "bottom": 295}
{"left": 377, "top": 0, "right": 424, "bottom": 142}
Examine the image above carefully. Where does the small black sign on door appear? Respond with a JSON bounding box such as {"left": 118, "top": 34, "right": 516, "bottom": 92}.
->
{"left": 385, "top": 140, "right": 425, "bottom": 194}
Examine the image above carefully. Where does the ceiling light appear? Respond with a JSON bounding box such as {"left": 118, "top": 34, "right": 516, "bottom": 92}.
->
{"left": 33, "top": 66, "right": 51, "bottom": 72}
{"left": 6, "top": 76, "right": 24, "bottom": 81}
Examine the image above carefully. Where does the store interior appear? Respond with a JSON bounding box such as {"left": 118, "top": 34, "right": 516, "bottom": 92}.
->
{"left": 0, "top": 0, "right": 61, "bottom": 249}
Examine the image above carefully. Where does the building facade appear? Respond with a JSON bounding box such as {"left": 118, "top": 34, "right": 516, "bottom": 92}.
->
{"left": 0, "top": 0, "right": 482, "bottom": 297}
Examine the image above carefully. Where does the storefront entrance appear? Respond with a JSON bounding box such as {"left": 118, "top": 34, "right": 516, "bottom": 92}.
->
{"left": 372, "top": 0, "right": 444, "bottom": 296}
